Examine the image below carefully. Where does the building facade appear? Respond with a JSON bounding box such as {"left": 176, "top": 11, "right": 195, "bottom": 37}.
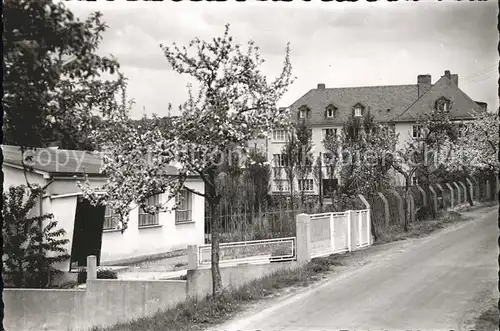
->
{"left": 262, "top": 70, "right": 486, "bottom": 195}
{"left": 3, "top": 145, "right": 205, "bottom": 276}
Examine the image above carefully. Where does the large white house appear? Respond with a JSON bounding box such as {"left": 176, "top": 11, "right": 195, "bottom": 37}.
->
{"left": 3, "top": 145, "right": 205, "bottom": 274}
{"left": 260, "top": 70, "right": 487, "bottom": 194}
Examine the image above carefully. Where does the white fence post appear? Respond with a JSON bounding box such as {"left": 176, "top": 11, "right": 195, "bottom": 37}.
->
{"left": 330, "top": 213, "right": 335, "bottom": 253}
{"left": 187, "top": 245, "right": 198, "bottom": 270}
{"left": 346, "top": 210, "right": 352, "bottom": 252}
{"left": 87, "top": 255, "right": 97, "bottom": 281}
{"left": 296, "top": 213, "right": 311, "bottom": 264}
{"left": 367, "top": 208, "right": 372, "bottom": 245}
{"left": 358, "top": 211, "right": 362, "bottom": 248}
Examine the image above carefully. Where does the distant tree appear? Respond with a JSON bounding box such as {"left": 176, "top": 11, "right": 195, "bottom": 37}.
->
{"left": 243, "top": 149, "right": 271, "bottom": 211}
{"left": 3, "top": 0, "right": 125, "bottom": 150}
{"left": 78, "top": 24, "right": 294, "bottom": 298}
{"left": 322, "top": 130, "right": 342, "bottom": 199}
{"left": 3, "top": 185, "right": 70, "bottom": 288}
{"left": 294, "top": 120, "right": 314, "bottom": 206}
{"left": 324, "top": 112, "right": 397, "bottom": 237}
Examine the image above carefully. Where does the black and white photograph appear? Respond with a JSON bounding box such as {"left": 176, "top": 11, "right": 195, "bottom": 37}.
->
{"left": 2, "top": 0, "right": 499, "bottom": 330}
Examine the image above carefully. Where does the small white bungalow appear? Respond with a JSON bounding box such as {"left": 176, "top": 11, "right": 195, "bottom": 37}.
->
{"left": 3, "top": 145, "right": 205, "bottom": 273}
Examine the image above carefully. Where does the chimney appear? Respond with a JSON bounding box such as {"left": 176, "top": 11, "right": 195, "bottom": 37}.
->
{"left": 444, "top": 70, "right": 451, "bottom": 79}
{"left": 317, "top": 83, "right": 326, "bottom": 90}
{"left": 451, "top": 74, "right": 458, "bottom": 86}
{"left": 417, "top": 74, "right": 431, "bottom": 97}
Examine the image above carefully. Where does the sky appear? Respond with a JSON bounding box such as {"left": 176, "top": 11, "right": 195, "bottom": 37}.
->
{"left": 65, "top": 1, "right": 499, "bottom": 119}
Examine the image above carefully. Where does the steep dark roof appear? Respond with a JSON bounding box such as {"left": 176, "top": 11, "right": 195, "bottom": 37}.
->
{"left": 2, "top": 145, "right": 181, "bottom": 177}
{"left": 288, "top": 84, "right": 419, "bottom": 126}
{"left": 393, "top": 75, "right": 484, "bottom": 122}
{"left": 287, "top": 73, "right": 485, "bottom": 126}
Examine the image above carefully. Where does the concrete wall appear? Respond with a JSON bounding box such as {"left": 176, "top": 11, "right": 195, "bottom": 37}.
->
{"left": 4, "top": 288, "right": 86, "bottom": 331}
{"left": 187, "top": 260, "right": 299, "bottom": 298}
{"left": 86, "top": 279, "right": 187, "bottom": 329}
{"left": 4, "top": 279, "right": 188, "bottom": 331}
{"left": 4, "top": 256, "right": 296, "bottom": 331}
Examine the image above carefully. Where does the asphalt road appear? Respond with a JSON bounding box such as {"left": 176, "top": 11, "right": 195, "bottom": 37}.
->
{"left": 216, "top": 206, "right": 498, "bottom": 331}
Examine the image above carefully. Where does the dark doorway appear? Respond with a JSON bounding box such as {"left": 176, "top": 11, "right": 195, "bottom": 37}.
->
{"left": 323, "top": 178, "right": 339, "bottom": 197}
{"left": 70, "top": 197, "right": 105, "bottom": 269}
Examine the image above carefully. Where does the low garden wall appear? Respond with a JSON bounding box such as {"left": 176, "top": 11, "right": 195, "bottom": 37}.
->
{"left": 4, "top": 261, "right": 188, "bottom": 331}
{"left": 5, "top": 257, "right": 300, "bottom": 331}
{"left": 187, "top": 260, "right": 299, "bottom": 298}
{"left": 4, "top": 288, "right": 86, "bottom": 331}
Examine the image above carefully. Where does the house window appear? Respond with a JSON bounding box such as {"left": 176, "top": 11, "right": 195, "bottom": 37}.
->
{"left": 322, "top": 128, "right": 337, "bottom": 140}
{"left": 273, "top": 154, "right": 288, "bottom": 167}
{"left": 298, "top": 179, "right": 314, "bottom": 192}
{"left": 412, "top": 124, "right": 424, "bottom": 138}
{"left": 435, "top": 97, "right": 450, "bottom": 112}
{"left": 272, "top": 130, "right": 286, "bottom": 142}
{"left": 298, "top": 105, "right": 310, "bottom": 119}
{"left": 138, "top": 194, "right": 160, "bottom": 227}
{"left": 411, "top": 176, "right": 418, "bottom": 186}
{"left": 273, "top": 180, "right": 289, "bottom": 192}
{"left": 175, "top": 190, "right": 192, "bottom": 224}
{"left": 326, "top": 105, "right": 337, "bottom": 118}
{"left": 103, "top": 206, "right": 120, "bottom": 230}
{"left": 353, "top": 103, "right": 365, "bottom": 117}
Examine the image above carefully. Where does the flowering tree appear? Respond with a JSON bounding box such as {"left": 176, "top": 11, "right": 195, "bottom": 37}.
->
{"left": 389, "top": 109, "right": 462, "bottom": 228}
{"left": 79, "top": 24, "right": 294, "bottom": 297}
{"left": 441, "top": 109, "right": 499, "bottom": 174}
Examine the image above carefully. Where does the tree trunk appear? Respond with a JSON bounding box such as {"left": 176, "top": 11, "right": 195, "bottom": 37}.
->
{"left": 318, "top": 153, "right": 323, "bottom": 209}
{"left": 368, "top": 196, "right": 378, "bottom": 242}
{"left": 463, "top": 167, "right": 474, "bottom": 206}
{"left": 209, "top": 201, "right": 223, "bottom": 297}
{"left": 403, "top": 177, "right": 411, "bottom": 232}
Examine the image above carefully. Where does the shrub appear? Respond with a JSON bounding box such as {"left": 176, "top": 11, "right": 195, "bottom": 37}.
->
{"left": 77, "top": 268, "right": 118, "bottom": 284}
{"left": 77, "top": 268, "right": 87, "bottom": 284}
{"left": 98, "top": 269, "right": 118, "bottom": 279}
{"left": 3, "top": 185, "right": 70, "bottom": 288}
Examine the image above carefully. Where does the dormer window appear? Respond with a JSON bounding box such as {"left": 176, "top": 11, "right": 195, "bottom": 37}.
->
{"left": 435, "top": 97, "right": 450, "bottom": 112}
{"left": 325, "top": 105, "right": 337, "bottom": 118}
{"left": 298, "top": 105, "right": 310, "bottom": 119}
{"left": 353, "top": 103, "right": 365, "bottom": 117}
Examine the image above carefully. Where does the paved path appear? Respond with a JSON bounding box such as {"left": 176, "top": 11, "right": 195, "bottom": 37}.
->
{"left": 217, "top": 206, "right": 498, "bottom": 331}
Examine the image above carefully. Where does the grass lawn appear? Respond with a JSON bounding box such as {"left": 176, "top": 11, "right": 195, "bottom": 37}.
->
{"left": 474, "top": 304, "right": 500, "bottom": 331}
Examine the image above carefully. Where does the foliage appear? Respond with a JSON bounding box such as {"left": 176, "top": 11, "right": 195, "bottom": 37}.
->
{"left": 3, "top": 185, "right": 70, "bottom": 288}
{"left": 3, "top": 0, "right": 125, "bottom": 150}
{"left": 78, "top": 24, "right": 294, "bottom": 297}
{"left": 323, "top": 112, "right": 397, "bottom": 201}
{"left": 280, "top": 120, "right": 313, "bottom": 204}
{"left": 440, "top": 109, "right": 499, "bottom": 174}
{"left": 77, "top": 268, "right": 118, "bottom": 284}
